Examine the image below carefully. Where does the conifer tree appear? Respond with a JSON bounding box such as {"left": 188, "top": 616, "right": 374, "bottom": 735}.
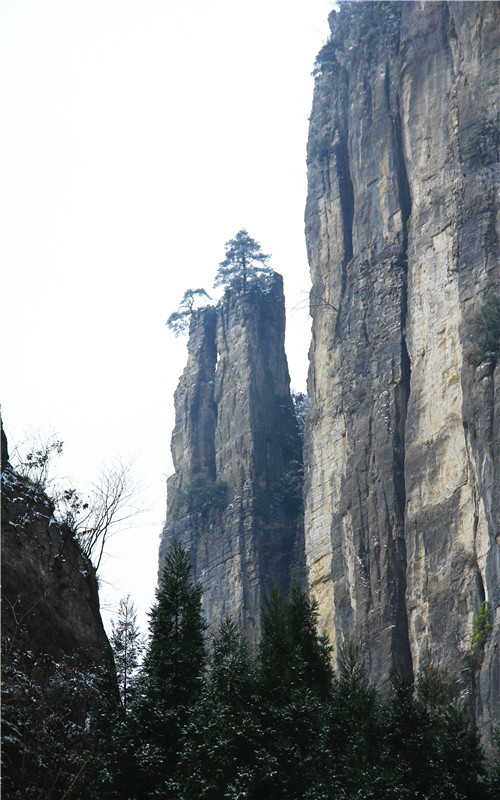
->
{"left": 256, "top": 585, "right": 333, "bottom": 799}
{"left": 180, "top": 618, "right": 260, "bottom": 799}
{"left": 214, "top": 229, "right": 272, "bottom": 294}
{"left": 133, "top": 539, "right": 207, "bottom": 797}
{"left": 166, "top": 288, "right": 211, "bottom": 336}
{"left": 110, "top": 594, "right": 143, "bottom": 713}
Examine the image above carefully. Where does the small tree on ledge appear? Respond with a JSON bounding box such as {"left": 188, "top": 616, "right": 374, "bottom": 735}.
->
{"left": 214, "top": 229, "right": 272, "bottom": 294}
{"left": 166, "top": 288, "right": 211, "bottom": 336}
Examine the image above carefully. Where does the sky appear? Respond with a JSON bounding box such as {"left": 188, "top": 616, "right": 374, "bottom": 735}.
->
{"left": 1, "top": 0, "right": 337, "bottom": 635}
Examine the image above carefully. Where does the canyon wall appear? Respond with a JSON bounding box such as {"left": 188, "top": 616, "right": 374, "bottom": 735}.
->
{"left": 305, "top": 0, "right": 499, "bottom": 744}
{"left": 161, "top": 274, "right": 304, "bottom": 649}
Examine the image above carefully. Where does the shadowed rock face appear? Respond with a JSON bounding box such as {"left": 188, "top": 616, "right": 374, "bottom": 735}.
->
{"left": 1, "top": 425, "right": 111, "bottom": 671}
{"left": 305, "top": 0, "right": 499, "bottom": 749}
{"left": 161, "top": 274, "right": 304, "bottom": 650}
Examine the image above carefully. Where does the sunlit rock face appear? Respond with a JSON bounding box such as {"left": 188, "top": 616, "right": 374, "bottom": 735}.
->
{"left": 161, "top": 274, "right": 304, "bottom": 650}
{"left": 1, "top": 424, "right": 111, "bottom": 671}
{"left": 305, "top": 0, "right": 499, "bottom": 748}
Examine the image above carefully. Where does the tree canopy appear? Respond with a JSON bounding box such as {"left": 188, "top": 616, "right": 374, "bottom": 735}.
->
{"left": 214, "top": 229, "right": 272, "bottom": 293}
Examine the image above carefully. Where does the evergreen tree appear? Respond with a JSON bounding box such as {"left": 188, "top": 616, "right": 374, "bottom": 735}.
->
{"left": 71, "top": 651, "right": 135, "bottom": 800}
{"left": 166, "top": 288, "right": 211, "bottom": 337}
{"left": 110, "top": 594, "right": 143, "bottom": 713}
{"left": 133, "top": 539, "right": 207, "bottom": 798}
{"left": 382, "top": 660, "right": 487, "bottom": 799}
{"left": 255, "top": 585, "right": 333, "bottom": 799}
{"left": 214, "top": 229, "right": 272, "bottom": 294}
{"left": 323, "top": 641, "right": 385, "bottom": 798}
{"left": 180, "top": 618, "right": 260, "bottom": 799}
{"left": 1, "top": 648, "right": 96, "bottom": 800}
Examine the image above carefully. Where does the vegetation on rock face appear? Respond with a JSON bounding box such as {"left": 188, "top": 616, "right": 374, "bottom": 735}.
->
{"left": 214, "top": 229, "right": 273, "bottom": 294}
{"left": 312, "top": 1, "right": 399, "bottom": 75}
{"left": 5, "top": 538, "right": 499, "bottom": 798}
{"left": 473, "top": 295, "right": 500, "bottom": 364}
{"left": 464, "top": 118, "right": 500, "bottom": 169}
{"left": 292, "top": 391, "right": 309, "bottom": 440}
{"left": 176, "top": 473, "right": 228, "bottom": 520}
{"left": 472, "top": 601, "right": 494, "bottom": 649}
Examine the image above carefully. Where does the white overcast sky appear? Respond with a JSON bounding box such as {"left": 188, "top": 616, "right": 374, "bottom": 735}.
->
{"left": 1, "top": 0, "right": 336, "bottom": 635}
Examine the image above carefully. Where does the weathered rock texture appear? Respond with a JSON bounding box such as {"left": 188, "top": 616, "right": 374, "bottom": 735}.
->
{"left": 305, "top": 0, "right": 499, "bottom": 747}
{"left": 1, "top": 423, "right": 111, "bottom": 669}
{"left": 161, "top": 274, "right": 303, "bottom": 649}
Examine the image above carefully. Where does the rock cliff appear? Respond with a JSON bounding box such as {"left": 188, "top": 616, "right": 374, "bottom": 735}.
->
{"left": 305, "top": 0, "right": 499, "bottom": 745}
{"left": 1, "top": 423, "right": 110, "bottom": 670}
{"left": 161, "top": 274, "right": 304, "bottom": 649}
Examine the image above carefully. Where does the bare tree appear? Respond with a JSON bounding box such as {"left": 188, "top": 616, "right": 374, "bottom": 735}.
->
{"left": 10, "top": 430, "right": 64, "bottom": 491}
{"left": 72, "top": 457, "right": 140, "bottom": 570}
{"left": 10, "top": 432, "right": 141, "bottom": 571}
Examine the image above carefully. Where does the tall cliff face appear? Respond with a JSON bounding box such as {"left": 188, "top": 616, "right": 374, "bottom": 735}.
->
{"left": 161, "top": 274, "right": 303, "bottom": 648}
{"left": 305, "top": 0, "right": 499, "bottom": 741}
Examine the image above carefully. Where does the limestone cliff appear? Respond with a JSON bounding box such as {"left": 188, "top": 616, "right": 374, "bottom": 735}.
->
{"left": 161, "top": 274, "right": 303, "bottom": 648}
{"left": 305, "top": 0, "right": 499, "bottom": 745}
{"left": 1, "top": 424, "right": 110, "bottom": 670}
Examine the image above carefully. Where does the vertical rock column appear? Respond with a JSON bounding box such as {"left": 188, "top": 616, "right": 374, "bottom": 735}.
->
{"left": 162, "top": 274, "right": 303, "bottom": 649}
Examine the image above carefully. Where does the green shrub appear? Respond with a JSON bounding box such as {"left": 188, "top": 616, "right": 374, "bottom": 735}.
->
{"left": 473, "top": 295, "right": 500, "bottom": 363}
{"left": 307, "top": 134, "right": 331, "bottom": 163}
{"left": 178, "top": 474, "right": 228, "bottom": 520}
{"left": 464, "top": 118, "right": 499, "bottom": 168}
{"left": 472, "top": 600, "right": 493, "bottom": 649}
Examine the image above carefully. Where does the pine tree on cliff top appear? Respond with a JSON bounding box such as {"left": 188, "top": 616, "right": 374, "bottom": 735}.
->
{"left": 214, "top": 229, "right": 272, "bottom": 293}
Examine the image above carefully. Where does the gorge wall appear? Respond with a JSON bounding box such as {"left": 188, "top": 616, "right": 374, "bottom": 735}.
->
{"left": 161, "top": 274, "right": 304, "bottom": 649}
{"left": 305, "top": 0, "right": 499, "bottom": 745}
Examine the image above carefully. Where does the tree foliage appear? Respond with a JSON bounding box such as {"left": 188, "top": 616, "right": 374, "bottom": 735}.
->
{"left": 132, "top": 539, "right": 207, "bottom": 797}
{"left": 176, "top": 473, "right": 228, "bottom": 521}
{"left": 111, "top": 595, "right": 143, "bottom": 712}
{"left": 214, "top": 229, "right": 272, "bottom": 294}
{"left": 4, "top": 541, "right": 496, "bottom": 799}
{"left": 166, "top": 288, "right": 211, "bottom": 336}
{"left": 473, "top": 295, "right": 500, "bottom": 364}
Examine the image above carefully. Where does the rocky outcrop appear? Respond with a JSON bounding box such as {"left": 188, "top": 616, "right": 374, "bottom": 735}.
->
{"left": 1, "top": 425, "right": 111, "bottom": 670}
{"left": 161, "top": 274, "right": 304, "bottom": 649}
{"left": 305, "top": 0, "right": 499, "bottom": 747}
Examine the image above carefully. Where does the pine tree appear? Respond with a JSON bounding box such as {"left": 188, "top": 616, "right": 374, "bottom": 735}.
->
{"left": 256, "top": 585, "right": 333, "bottom": 799}
{"left": 326, "top": 642, "right": 386, "bottom": 798}
{"left": 214, "top": 229, "right": 272, "bottom": 294}
{"left": 133, "top": 539, "right": 207, "bottom": 798}
{"left": 180, "top": 618, "right": 260, "bottom": 799}
{"left": 166, "top": 288, "right": 211, "bottom": 337}
{"left": 110, "top": 594, "right": 143, "bottom": 713}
